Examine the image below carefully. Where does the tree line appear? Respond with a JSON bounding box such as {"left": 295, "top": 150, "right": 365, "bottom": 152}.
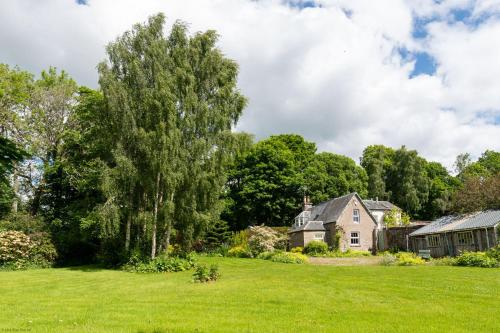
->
{"left": 1, "top": 13, "right": 498, "bottom": 264}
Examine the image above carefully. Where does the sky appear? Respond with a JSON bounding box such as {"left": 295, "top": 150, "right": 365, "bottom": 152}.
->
{"left": 1, "top": 0, "right": 499, "bottom": 169}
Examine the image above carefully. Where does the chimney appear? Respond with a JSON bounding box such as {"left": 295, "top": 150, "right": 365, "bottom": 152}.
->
{"left": 303, "top": 195, "right": 312, "bottom": 211}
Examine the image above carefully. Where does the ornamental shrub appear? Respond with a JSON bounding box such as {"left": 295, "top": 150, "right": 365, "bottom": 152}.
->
{"left": 394, "top": 252, "right": 425, "bottom": 266}
{"left": 380, "top": 253, "right": 397, "bottom": 266}
{"left": 290, "top": 247, "right": 303, "bottom": 253}
{"left": 227, "top": 246, "right": 252, "bottom": 258}
{"left": 193, "top": 264, "right": 220, "bottom": 283}
{"left": 248, "top": 226, "right": 286, "bottom": 255}
{"left": 454, "top": 251, "right": 498, "bottom": 268}
{"left": 0, "top": 231, "right": 32, "bottom": 263}
{"left": 0, "top": 231, "right": 57, "bottom": 269}
{"left": 486, "top": 245, "right": 500, "bottom": 261}
{"left": 257, "top": 251, "right": 308, "bottom": 264}
{"left": 303, "top": 240, "right": 328, "bottom": 255}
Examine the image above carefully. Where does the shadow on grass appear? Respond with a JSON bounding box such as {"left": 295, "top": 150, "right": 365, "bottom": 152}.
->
{"left": 65, "top": 265, "right": 109, "bottom": 272}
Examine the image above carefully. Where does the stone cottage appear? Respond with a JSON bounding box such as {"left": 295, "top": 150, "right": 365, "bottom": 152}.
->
{"left": 288, "top": 193, "right": 385, "bottom": 251}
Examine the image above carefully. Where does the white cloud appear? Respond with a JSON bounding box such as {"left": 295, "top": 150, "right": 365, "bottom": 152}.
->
{"left": 0, "top": 0, "right": 498, "bottom": 169}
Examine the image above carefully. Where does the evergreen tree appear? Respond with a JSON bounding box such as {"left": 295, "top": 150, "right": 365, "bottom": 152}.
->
{"left": 204, "top": 219, "right": 231, "bottom": 249}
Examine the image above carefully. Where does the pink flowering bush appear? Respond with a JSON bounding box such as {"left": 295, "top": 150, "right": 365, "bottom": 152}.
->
{"left": 248, "top": 226, "right": 288, "bottom": 255}
{"left": 0, "top": 231, "right": 57, "bottom": 269}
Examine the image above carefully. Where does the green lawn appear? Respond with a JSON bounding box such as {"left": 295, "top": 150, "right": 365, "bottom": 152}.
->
{"left": 0, "top": 257, "right": 499, "bottom": 333}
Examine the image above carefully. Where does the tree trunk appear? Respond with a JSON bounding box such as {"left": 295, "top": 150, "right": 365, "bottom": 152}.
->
{"left": 151, "top": 172, "right": 161, "bottom": 259}
{"left": 125, "top": 204, "right": 132, "bottom": 253}
{"left": 159, "top": 192, "right": 174, "bottom": 255}
{"left": 11, "top": 168, "right": 19, "bottom": 213}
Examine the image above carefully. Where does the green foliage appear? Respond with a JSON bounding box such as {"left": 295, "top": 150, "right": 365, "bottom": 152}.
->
{"left": 290, "top": 246, "right": 303, "bottom": 253}
{"left": 429, "top": 257, "right": 457, "bottom": 266}
{"left": 454, "top": 251, "right": 499, "bottom": 268}
{"left": 98, "top": 13, "right": 247, "bottom": 258}
{"left": 381, "top": 252, "right": 425, "bottom": 266}
{"left": 227, "top": 246, "right": 252, "bottom": 258}
{"left": 450, "top": 174, "right": 500, "bottom": 213}
{"left": 257, "top": 251, "right": 308, "bottom": 264}
{"left": 123, "top": 253, "right": 197, "bottom": 273}
{"left": 383, "top": 207, "right": 410, "bottom": 227}
{"left": 231, "top": 229, "right": 249, "bottom": 248}
{"left": 224, "top": 134, "right": 367, "bottom": 229}
{"left": 0, "top": 230, "right": 57, "bottom": 270}
{"left": 247, "top": 225, "right": 287, "bottom": 255}
{"left": 204, "top": 220, "right": 232, "bottom": 250}
{"left": 193, "top": 264, "right": 220, "bottom": 283}
{"left": 303, "top": 240, "right": 328, "bottom": 255}
{"left": 322, "top": 249, "right": 372, "bottom": 258}
{"left": 485, "top": 245, "right": 500, "bottom": 261}
{"left": 394, "top": 252, "right": 426, "bottom": 266}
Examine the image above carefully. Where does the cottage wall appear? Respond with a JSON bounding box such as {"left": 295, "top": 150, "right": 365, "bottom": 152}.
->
{"left": 289, "top": 232, "right": 304, "bottom": 248}
{"left": 289, "top": 231, "right": 325, "bottom": 248}
{"left": 333, "top": 196, "right": 376, "bottom": 251}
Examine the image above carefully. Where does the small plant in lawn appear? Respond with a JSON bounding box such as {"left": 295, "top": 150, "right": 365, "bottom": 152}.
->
{"left": 193, "top": 264, "right": 220, "bottom": 283}
{"left": 303, "top": 241, "right": 328, "bottom": 255}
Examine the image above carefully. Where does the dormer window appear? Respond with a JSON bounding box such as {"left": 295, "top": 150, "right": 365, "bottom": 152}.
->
{"left": 353, "top": 209, "right": 360, "bottom": 224}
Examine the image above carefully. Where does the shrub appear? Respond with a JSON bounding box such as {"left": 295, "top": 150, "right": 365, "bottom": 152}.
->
{"left": 380, "top": 253, "right": 396, "bottom": 266}
{"left": 193, "top": 264, "right": 220, "bottom": 283}
{"left": 322, "top": 249, "right": 372, "bottom": 258}
{"left": 248, "top": 226, "right": 287, "bottom": 255}
{"left": 0, "top": 231, "right": 32, "bottom": 263}
{"left": 0, "top": 231, "right": 57, "bottom": 270}
{"left": 430, "top": 257, "right": 457, "bottom": 266}
{"left": 380, "top": 252, "right": 424, "bottom": 266}
{"left": 257, "top": 251, "right": 308, "bottom": 264}
{"left": 394, "top": 252, "right": 425, "bottom": 266}
{"left": 231, "top": 230, "right": 250, "bottom": 248}
{"left": 123, "top": 253, "right": 197, "bottom": 273}
{"left": 290, "top": 246, "right": 303, "bottom": 253}
{"left": 227, "top": 246, "right": 252, "bottom": 258}
{"left": 454, "top": 251, "right": 498, "bottom": 268}
{"left": 486, "top": 245, "right": 500, "bottom": 261}
{"left": 303, "top": 241, "right": 328, "bottom": 255}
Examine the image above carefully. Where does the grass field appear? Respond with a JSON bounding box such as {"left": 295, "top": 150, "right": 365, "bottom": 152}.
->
{"left": 0, "top": 257, "right": 499, "bottom": 333}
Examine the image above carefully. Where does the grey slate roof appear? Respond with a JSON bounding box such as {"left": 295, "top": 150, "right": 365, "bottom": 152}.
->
{"left": 309, "top": 193, "right": 356, "bottom": 223}
{"left": 363, "top": 200, "right": 398, "bottom": 211}
{"left": 410, "top": 210, "right": 500, "bottom": 236}
{"left": 288, "top": 221, "right": 325, "bottom": 233}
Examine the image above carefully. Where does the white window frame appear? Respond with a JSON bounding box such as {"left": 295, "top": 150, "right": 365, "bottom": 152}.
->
{"left": 427, "top": 235, "right": 441, "bottom": 247}
{"left": 350, "top": 231, "right": 360, "bottom": 246}
{"left": 353, "top": 209, "right": 360, "bottom": 224}
{"left": 457, "top": 231, "right": 474, "bottom": 246}
{"left": 314, "top": 233, "right": 324, "bottom": 240}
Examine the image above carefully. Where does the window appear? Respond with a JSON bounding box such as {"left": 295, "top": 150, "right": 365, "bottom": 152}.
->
{"left": 427, "top": 235, "right": 441, "bottom": 247}
{"left": 353, "top": 209, "right": 360, "bottom": 223}
{"left": 350, "top": 232, "right": 360, "bottom": 246}
{"left": 457, "top": 232, "right": 473, "bottom": 245}
{"left": 314, "top": 233, "right": 324, "bottom": 240}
